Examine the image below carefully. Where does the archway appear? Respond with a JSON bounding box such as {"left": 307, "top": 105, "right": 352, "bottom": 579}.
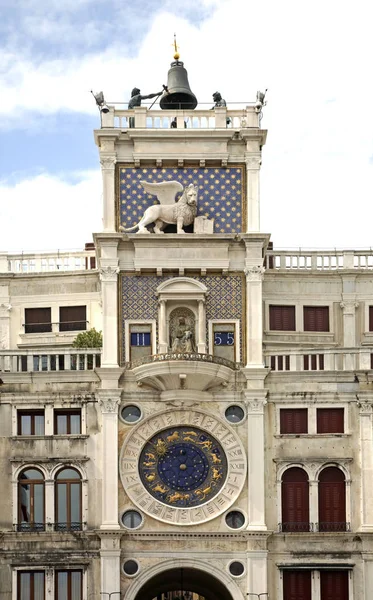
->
{"left": 133, "top": 567, "right": 235, "bottom": 600}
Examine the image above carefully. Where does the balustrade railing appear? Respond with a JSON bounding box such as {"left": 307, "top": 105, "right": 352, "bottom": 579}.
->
{"left": 2, "top": 249, "right": 96, "bottom": 274}
{"left": 126, "top": 352, "right": 241, "bottom": 370}
{"left": 0, "top": 349, "right": 101, "bottom": 373}
{"left": 265, "top": 249, "right": 373, "bottom": 271}
{"left": 278, "top": 522, "right": 350, "bottom": 532}
{"left": 101, "top": 105, "right": 260, "bottom": 130}
{"left": 266, "top": 348, "right": 373, "bottom": 372}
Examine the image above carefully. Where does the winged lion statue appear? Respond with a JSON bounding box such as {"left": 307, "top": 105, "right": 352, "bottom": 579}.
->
{"left": 119, "top": 180, "right": 198, "bottom": 234}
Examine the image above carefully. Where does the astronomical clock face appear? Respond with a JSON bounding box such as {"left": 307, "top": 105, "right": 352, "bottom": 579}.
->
{"left": 120, "top": 409, "right": 246, "bottom": 525}
{"left": 139, "top": 426, "right": 227, "bottom": 508}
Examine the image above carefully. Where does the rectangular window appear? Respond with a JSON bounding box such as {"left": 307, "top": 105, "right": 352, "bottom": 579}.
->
{"left": 129, "top": 324, "right": 152, "bottom": 361}
{"left": 54, "top": 410, "right": 81, "bottom": 435}
{"left": 320, "top": 570, "right": 349, "bottom": 600}
{"left": 369, "top": 306, "right": 373, "bottom": 331}
{"left": 18, "top": 571, "right": 45, "bottom": 600}
{"left": 317, "top": 408, "right": 344, "bottom": 434}
{"left": 55, "top": 571, "right": 82, "bottom": 600}
{"left": 24, "top": 308, "right": 51, "bottom": 334}
{"left": 280, "top": 408, "right": 308, "bottom": 434}
{"left": 59, "top": 306, "right": 87, "bottom": 332}
{"left": 283, "top": 570, "right": 311, "bottom": 600}
{"left": 303, "top": 306, "right": 329, "bottom": 332}
{"left": 18, "top": 411, "right": 45, "bottom": 435}
{"left": 269, "top": 305, "right": 296, "bottom": 331}
{"left": 212, "top": 323, "right": 236, "bottom": 363}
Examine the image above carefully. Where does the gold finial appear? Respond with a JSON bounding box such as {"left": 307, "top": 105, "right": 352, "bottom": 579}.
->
{"left": 173, "top": 33, "right": 180, "bottom": 60}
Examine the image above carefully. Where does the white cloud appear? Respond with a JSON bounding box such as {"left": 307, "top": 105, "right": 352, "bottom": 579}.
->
{"left": 0, "top": 171, "right": 102, "bottom": 251}
{"left": 1, "top": 0, "right": 373, "bottom": 249}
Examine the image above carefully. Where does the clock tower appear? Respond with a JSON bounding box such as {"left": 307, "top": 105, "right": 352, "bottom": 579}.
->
{"left": 94, "top": 50, "right": 268, "bottom": 600}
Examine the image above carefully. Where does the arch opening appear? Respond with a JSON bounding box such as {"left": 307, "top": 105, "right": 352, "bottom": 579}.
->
{"left": 134, "top": 567, "right": 234, "bottom": 600}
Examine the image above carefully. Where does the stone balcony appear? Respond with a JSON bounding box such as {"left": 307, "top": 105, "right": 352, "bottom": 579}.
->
{"left": 265, "top": 248, "right": 373, "bottom": 271}
{"left": 127, "top": 352, "right": 240, "bottom": 392}
{"left": 265, "top": 347, "right": 373, "bottom": 373}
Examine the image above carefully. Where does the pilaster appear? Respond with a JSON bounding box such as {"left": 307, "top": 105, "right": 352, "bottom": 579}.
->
{"left": 340, "top": 299, "right": 359, "bottom": 352}
{"left": 100, "top": 154, "right": 117, "bottom": 231}
{"left": 244, "top": 266, "right": 265, "bottom": 368}
{"left": 99, "top": 532, "right": 122, "bottom": 598}
{"left": 98, "top": 390, "right": 122, "bottom": 530}
{"left": 243, "top": 390, "right": 267, "bottom": 531}
{"left": 245, "top": 154, "right": 262, "bottom": 232}
{"left": 358, "top": 399, "right": 373, "bottom": 531}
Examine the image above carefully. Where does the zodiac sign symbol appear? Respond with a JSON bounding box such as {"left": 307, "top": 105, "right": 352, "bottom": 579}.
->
{"left": 183, "top": 431, "right": 198, "bottom": 437}
{"left": 195, "top": 482, "right": 216, "bottom": 501}
{"left": 168, "top": 491, "right": 190, "bottom": 503}
{"left": 152, "top": 483, "right": 168, "bottom": 494}
{"left": 198, "top": 439, "right": 212, "bottom": 450}
{"left": 211, "top": 453, "right": 221, "bottom": 464}
{"left": 183, "top": 436, "right": 197, "bottom": 443}
{"left": 143, "top": 461, "right": 155, "bottom": 467}
{"left": 145, "top": 452, "right": 155, "bottom": 461}
{"left": 212, "top": 467, "right": 222, "bottom": 481}
{"left": 155, "top": 438, "right": 168, "bottom": 457}
{"left": 167, "top": 431, "right": 179, "bottom": 443}
{"left": 145, "top": 473, "right": 156, "bottom": 482}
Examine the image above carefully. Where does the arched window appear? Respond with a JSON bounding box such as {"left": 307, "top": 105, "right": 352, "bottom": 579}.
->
{"left": 18, "top": 468, "right": 45, "bottom": 531}
{"left": 318, "top": 467, "right": 346, "bottom": 531}
{"left": 281, "top": 467, "right": 309, "bottom": 532}
{"left": 55, "top": 467, "right": 82, "bottom": 531}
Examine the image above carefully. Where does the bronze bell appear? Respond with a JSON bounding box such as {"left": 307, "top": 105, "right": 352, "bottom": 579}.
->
{"left": 160, "top": 60, "right": 197, "bottom": 110}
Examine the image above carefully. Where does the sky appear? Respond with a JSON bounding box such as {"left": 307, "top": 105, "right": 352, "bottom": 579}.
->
{"left": 1, "top": 0, "right": 372, "bottom": 252}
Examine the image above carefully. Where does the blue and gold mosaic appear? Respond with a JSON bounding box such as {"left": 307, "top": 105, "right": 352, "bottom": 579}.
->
{"left": 118, "top": 166, "right": 245, "bottom": 234}
{"left": 120, "top": 274, "right": 244, "bottom": 363}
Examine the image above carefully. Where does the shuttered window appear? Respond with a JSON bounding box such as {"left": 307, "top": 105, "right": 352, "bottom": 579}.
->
{"left": 318, "top": 467, "right": 346, "bottom": 531}
{"left": 269, "top": 305, "right": 296, "bottom": 331}
{"left": 24, "top": 308, "right": 52, "bottom": 333}
{"left": 281, "top": 468, "right": 309, "bottom": 532}
{"left": 59, "top": 306, "right": 87, "bottom": 332}
{"left": 320, "top": 570, "right": 349, "bottom": 600}
{"left": 283, "top": 570, "right": 311, "bottom": 600}
{"left": 303, "top": 306, "right": 329, "bottom": 332}
{"left": 280, "top": 409, "right": 308, "bottom": 434}
{"left": 370, "top": 306, "right": 373, "bottom": 331}
{"left": 317, "top": 408, "right": 344, "bottom": 433}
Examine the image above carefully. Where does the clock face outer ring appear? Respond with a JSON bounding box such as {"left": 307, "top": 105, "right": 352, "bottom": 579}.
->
{"left": 120, "top": 408, "right": 247, "bottom": 525}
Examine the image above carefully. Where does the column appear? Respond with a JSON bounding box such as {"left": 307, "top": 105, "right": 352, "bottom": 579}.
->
{"left": 359, "top": 401, "right": 373, "bottom": 531}
{"left": 100, "top": 156, "right": 116, "bottom": 232}
{"left": 100, "top": 534, "right": 121, "bottom": 598}
{"left": 245, "top": 155, "right": 262, "bottom": 232}
{"left": 244, "top": 267, "right": 265, "bottom": 368}
{"left": 45, "top": 479, "right": 54, "bottom": 530}
{"left": 100, "top": 265, "right": 119, "bottom": 368}
{"left": 309, "top": 480, "right": 318, "bottom": 530}
{"left": 0, "top": 301, "right": 11, "bottom": 368}
{"left": 340, "top": 300, "right": 359, "bottom": 357}
{"left": 244, "top": 392, "right": 267, "bottom": 530}
{"left": 158, "top": 300, "right": 167, "bottom": 353}
{"left": 246, "top": 551, "right": 268, "bottom": 597}
{"left": 197, "top": 299, "right": 206, "bottom": 353}
{"left": 98, "top": 391, "right": 121, "bottom": 529}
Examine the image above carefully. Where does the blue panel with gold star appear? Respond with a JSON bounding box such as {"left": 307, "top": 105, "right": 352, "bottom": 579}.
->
{"left": 118, "top": 166, "right": 245, "bottom": 234}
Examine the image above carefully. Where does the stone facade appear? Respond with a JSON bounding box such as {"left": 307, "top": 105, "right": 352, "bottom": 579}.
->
{"left": 0, "top": 98, "right": 372, "bottom": 600}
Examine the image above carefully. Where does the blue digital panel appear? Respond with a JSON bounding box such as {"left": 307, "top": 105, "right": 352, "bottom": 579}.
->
{"left": 118, "top": 166, "right": 244, "bottom": 234}
{"left": 130, "top": 332, "right": 151, "bottom": 346}
{"left": 214, "top": 331, "right": 235, "bottom": 346}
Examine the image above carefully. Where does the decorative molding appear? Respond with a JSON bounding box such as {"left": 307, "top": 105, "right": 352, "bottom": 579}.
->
{"left": 244, "top": 398, "right": 267, "bottom": 413}
{"left": 134, "top": 158, "right": 141, "bottom": 168}
{"left": 340, "top": 301, "right": 359, "bottom": 315}
{"left": 0, "top": 303, "right": 12, "bottom": 312}
{"left": 199, "top": 159, "right": 206, "bottom": 168}
{"left": 99, "top": 397, "right": 121, "bottom": 413}
{"left": 99, "top": 266, "right": 120, "bottom": 282}
{"left": 156, "top": 158, "right": 162, "bottom": 168}
{"left": 246, "top": 155, "right": 262, "bottom": 169}
{"left": 100, "top": 156, "right": 116, "bottom": 170}
{"left": 358, "top": 401, "right": 373, "bottom": 415}
{"left": 178, "top": 159, "right": 184, "bottom": 168}
{"left": 244, "top": 266, "right": 265, "bottom": 282}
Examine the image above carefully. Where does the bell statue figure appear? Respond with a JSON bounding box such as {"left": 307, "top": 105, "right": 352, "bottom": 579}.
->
{"left": 128, "top": 87, "right": 162, "bottom": 127}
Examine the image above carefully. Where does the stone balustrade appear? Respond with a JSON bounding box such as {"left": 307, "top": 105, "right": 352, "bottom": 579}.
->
{"left": 1, "top": 249, "right": 96, "bottom": 274}
{"left": 265, "top": 347, "right": 373, "bottom": 372}
{"left": 101, "top": 105, "right": 260, "bottom": 129}
{"left": 0, "top": 349, "right": 101, "bottom": 372}
{"left": 265, "top": 249, "right": 373, "bottom": 271}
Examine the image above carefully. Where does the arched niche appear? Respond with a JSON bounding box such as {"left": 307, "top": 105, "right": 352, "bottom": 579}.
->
{"left": 157, "top": 278, "right": 208, "bottom": 354}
